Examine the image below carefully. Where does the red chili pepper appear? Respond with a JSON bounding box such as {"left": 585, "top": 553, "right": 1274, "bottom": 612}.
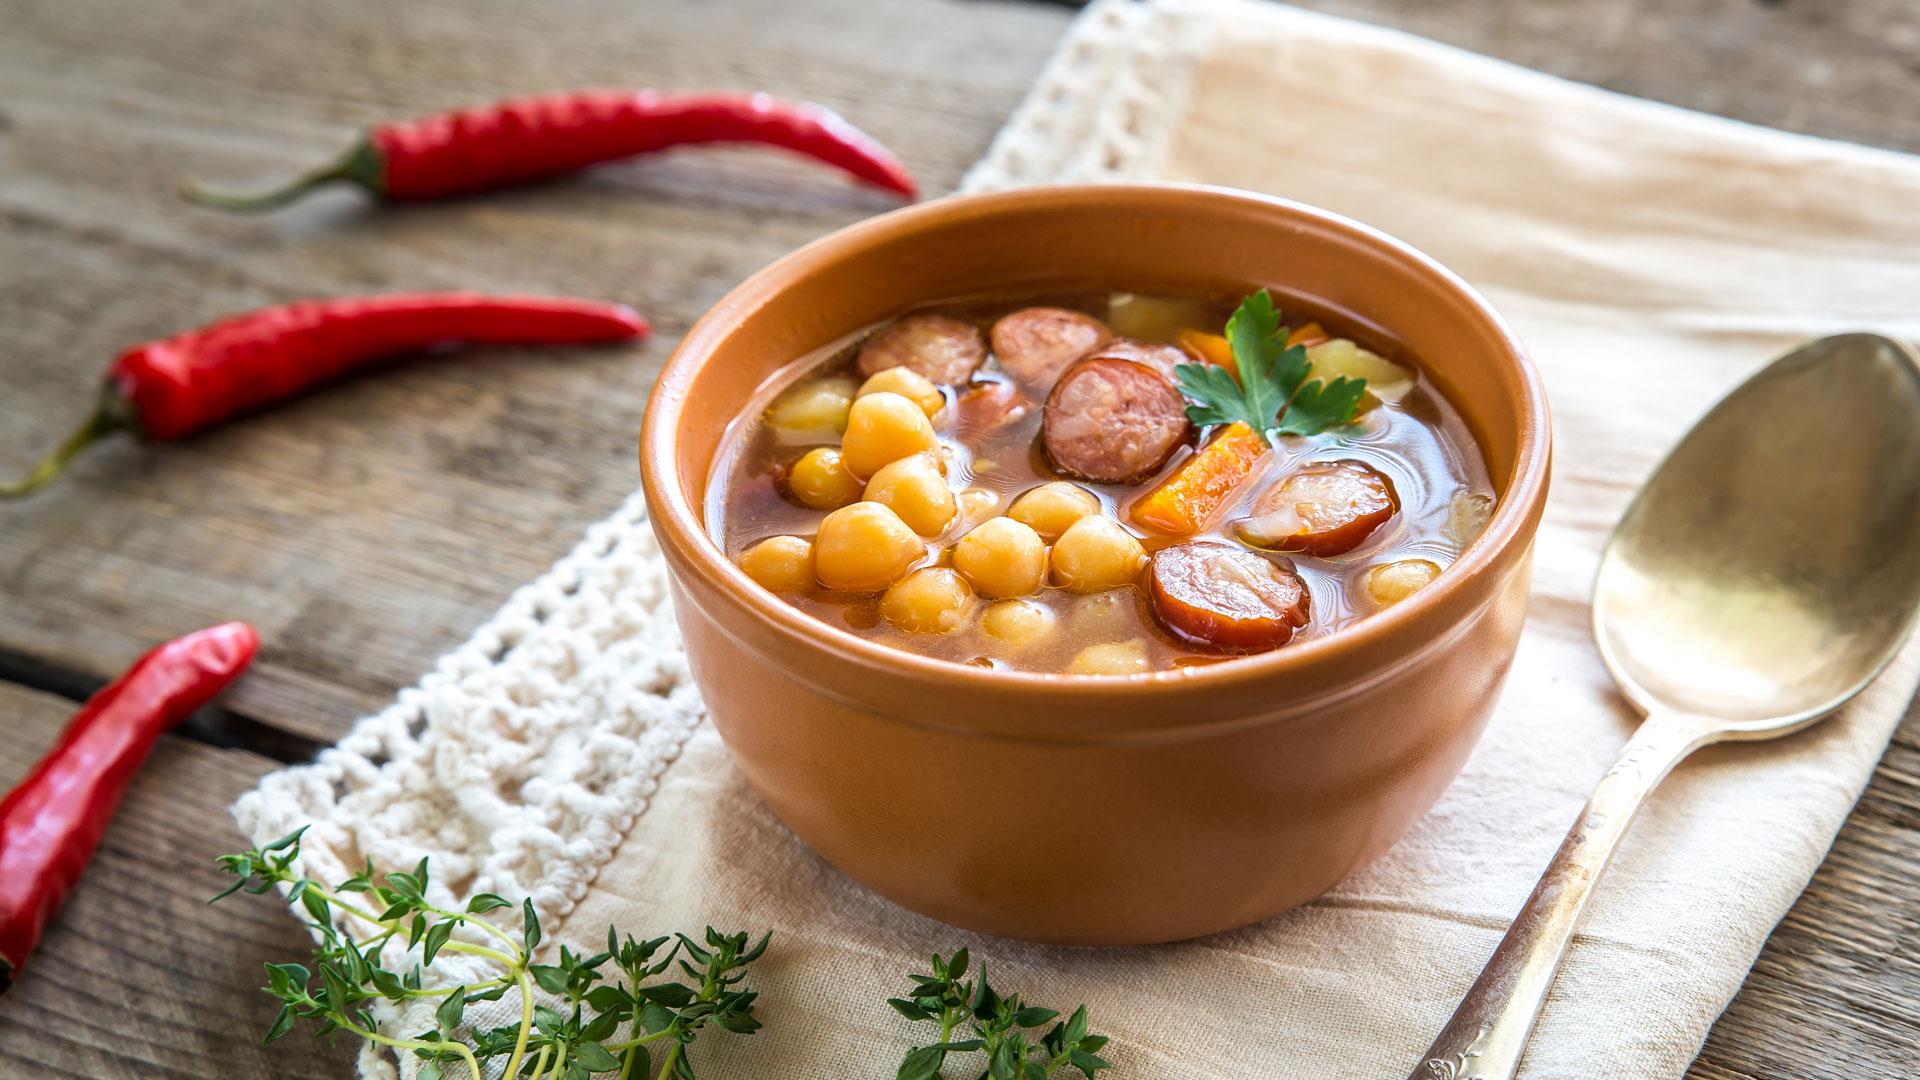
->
{"left": 0, "top": 622, "right": 259, "bottom": 990}
{"left": 1, "top": 292, "right": 647, "bottom": 497}
{"left": 184, "top": 90, "right": 918, "bottom": 211}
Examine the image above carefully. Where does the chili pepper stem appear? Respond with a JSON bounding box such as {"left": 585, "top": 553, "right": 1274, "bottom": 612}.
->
{"left": 0, "top": 400, "right": 124, "bottom": 500}
{"left": 181, "top": 140, "right": 383, "bottom": 212}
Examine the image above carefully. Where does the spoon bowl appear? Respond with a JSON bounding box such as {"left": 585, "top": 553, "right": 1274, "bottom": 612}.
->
{"left": 1594, "top": 333, "right": 1920, "bottom": 734}
{"left": 1410, "top": 333, "right": 1920, "bottom": 1080}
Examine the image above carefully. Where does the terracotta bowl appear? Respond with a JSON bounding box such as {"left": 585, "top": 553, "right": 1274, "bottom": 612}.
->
{"left": 640, "top": 184, "right": 1550, "bottom": 945}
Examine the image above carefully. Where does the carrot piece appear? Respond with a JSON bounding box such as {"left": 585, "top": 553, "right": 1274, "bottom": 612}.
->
{"left": 1130, "top": 421, "right": 1270, "bottom": 536}
{"left": 1177, "top": 329, "right": 1236, "bottom": 380}
{"left": 1179, "top": 323, "right": 1326, "bottom": 382}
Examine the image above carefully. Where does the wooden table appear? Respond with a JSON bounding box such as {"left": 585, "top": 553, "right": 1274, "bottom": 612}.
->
{"left": 1, "top": 1, "right": 1913, "bottom": 1075}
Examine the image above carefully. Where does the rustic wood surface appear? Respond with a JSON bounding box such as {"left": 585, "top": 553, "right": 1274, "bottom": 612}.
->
{"left": 0, "top": 684, "right": 354, "bottom": 1077}
{"left": 0, "top": 0, "right": 1912, "bottom": 1076}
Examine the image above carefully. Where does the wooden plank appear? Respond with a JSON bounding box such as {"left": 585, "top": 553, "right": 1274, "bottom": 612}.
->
{"left": 1694, "top": 721, "right": 1920, "bottom": 1077}
{"left": 0, "top": 681, "right": 356, "bottom": 1077}
{"left": 0, "top": 0, "right": 1074, "bottom": 742}
{"left": 1288, "top": 0, "right": 1920, "bottom": 156}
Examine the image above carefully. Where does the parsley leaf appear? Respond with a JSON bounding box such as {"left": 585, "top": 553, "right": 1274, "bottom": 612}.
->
{"left": 1223, "top": 289, "right": 1296, "bottom": 430}
{"left": 1276, "top": 374, "right": 1368, "bottom": 436}
{"left": 1174, "top": 362, "right": 1256, "bottom": 430}
{"left": 1175, "top": 289, "right": 1367, "bottom": 438}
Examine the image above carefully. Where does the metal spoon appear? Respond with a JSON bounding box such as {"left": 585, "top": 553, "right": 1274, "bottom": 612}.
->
{"left": 1406, "top": 333, "right": 1920, "bottom": 1080}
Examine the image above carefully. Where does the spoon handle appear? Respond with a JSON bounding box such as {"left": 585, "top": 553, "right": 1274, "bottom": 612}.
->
{"left": 1404, "top": 710, "right": 1716, "bottom": 1080}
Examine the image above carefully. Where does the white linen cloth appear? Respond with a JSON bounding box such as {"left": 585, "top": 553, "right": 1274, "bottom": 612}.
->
{"left": 236, "top": 2, "right": 1920, "bottom": 1076}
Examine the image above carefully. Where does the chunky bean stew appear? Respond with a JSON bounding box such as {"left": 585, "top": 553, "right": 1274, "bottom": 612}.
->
{"left": 706, "top": 289, "right": 1495, "bottom": 675}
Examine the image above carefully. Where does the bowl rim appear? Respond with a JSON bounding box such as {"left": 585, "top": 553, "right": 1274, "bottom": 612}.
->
{"left": 641, "top": 182, "right": 1551, "bottom": 707}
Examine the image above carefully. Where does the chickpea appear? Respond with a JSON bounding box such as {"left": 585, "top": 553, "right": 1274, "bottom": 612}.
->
{"left": 1070, "top": 589, "right": 1135, "bottom": 639}
{"left": 952, "top": 517, "right": 1047, "bottom": 599}
{"left": 737, "top": 535, "right": 814, "bottom": 593}
{"left": 1066, "top": 639, "right": 1150, "bottom": 676}
{"left": 857, "top": 367, "right": 945, "bottom": 419}
{"left": 956, "top": 486, "right": 1003, "bottom": 528}
{"left": 785, "top": 447, "right": 863, "bottom": 511}
{"left": 814, "top": 502, "right": 925, "bottom": 591}
{"left": 1008, "top": 481, "right": 1100, "bottom": 541}
{"left": 842, "top": 391, "right": 938, "bottom": 479}
{"left": 1366, "top": 558, "right": 1441, "bottom": 607}
{"left": 981, "top": 599, "right": 1056, "bottom": 647}
{"left": 881, "top": 568, "right": 978, "bottom": 634}
{"left": 1050, "top": 516, "right": 1147, "bottom": 593}
{"left": 766, "top": 376, "right": 857, "bottom": 434}
{"left": 863, "top": 452, "right": 956, "bottom": 536}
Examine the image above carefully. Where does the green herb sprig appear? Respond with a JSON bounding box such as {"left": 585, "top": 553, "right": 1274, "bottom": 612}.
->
{"left": 1175, "top": 289, "right": 1367, "bottom": 438}
{"left": 889, "top": 948, "right": 1112, "bottom": 1080}
{"left": 214, "top": 827, "right": 768, "bottom": 1080}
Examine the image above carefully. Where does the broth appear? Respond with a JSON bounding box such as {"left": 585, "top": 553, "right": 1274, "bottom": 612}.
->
{"left": 705, "top": 289, "right": 1494, "bottom": 675}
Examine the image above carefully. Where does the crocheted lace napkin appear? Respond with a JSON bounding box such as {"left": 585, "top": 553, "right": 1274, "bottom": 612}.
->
{"left": 235, "top": 1, "right": 1920, "bottom": 1076}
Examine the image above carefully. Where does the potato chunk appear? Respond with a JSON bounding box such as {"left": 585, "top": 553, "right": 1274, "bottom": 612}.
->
{"left": 1305, "top": 339, "right": 1414, "bottom": 402}
{"left": 1447, "top": 490, "right": 1496, "bottom": 547}
{"left": 980, "top": 599, "right": 1057, "bottom": 647}
{"left": 1066, "top": 639, "right": 1150, "bottom": 676}
{"left": 1106, "top": 292, "right": 1216, "bottom": 343}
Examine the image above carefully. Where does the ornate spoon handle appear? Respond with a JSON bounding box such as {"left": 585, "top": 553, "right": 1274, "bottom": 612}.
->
{"left": 1406, "top": 711, "right": 1716, "bottom": 1080}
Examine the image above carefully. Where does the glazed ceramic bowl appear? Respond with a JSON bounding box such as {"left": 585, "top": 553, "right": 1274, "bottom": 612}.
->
{"left": 640, "top": 184, "right": 1550, "bottom": 945}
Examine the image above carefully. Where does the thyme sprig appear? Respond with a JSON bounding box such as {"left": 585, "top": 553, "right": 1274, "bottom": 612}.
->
{"left": 889, "top": 949, "right": 1112, "bottom": 1080}
{"left": 213, "top": 827, "right": 768, "bottom": 1080}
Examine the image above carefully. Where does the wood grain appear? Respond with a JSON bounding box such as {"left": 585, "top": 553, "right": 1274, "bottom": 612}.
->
{"left": 0, "top": 682, "right": 357, "bottom": 1077}
{"left": 1287, "top": 0, "right": 1920, "bottom": 155}
{"left": 0, "top": 0, "right": 1915, "bottom": 1076}
{"left": 0, "top": 0, "right": 1069, "bottom": 742}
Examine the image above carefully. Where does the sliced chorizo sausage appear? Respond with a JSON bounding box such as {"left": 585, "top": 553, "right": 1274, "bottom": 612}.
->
{"left": 1235, "top": 460, "right": 1398, "bottom": 556}
{"left": 1149, "top": 542, "right": 1310, "bottom": 651}
{"left": 1089, "top": 338, "right": 1189, "bottom": 381}
{"left": 955, "top": 377, "right": 1031, "bottom": 437}
{"left": 857, "top": 313, "right": 987, "bottom": 385}
{"left": 990, "top": 307, "right": 1112, "bottom": 386}
{"left": 1042, "top": 358, "right": 1193, "bottom": 484}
